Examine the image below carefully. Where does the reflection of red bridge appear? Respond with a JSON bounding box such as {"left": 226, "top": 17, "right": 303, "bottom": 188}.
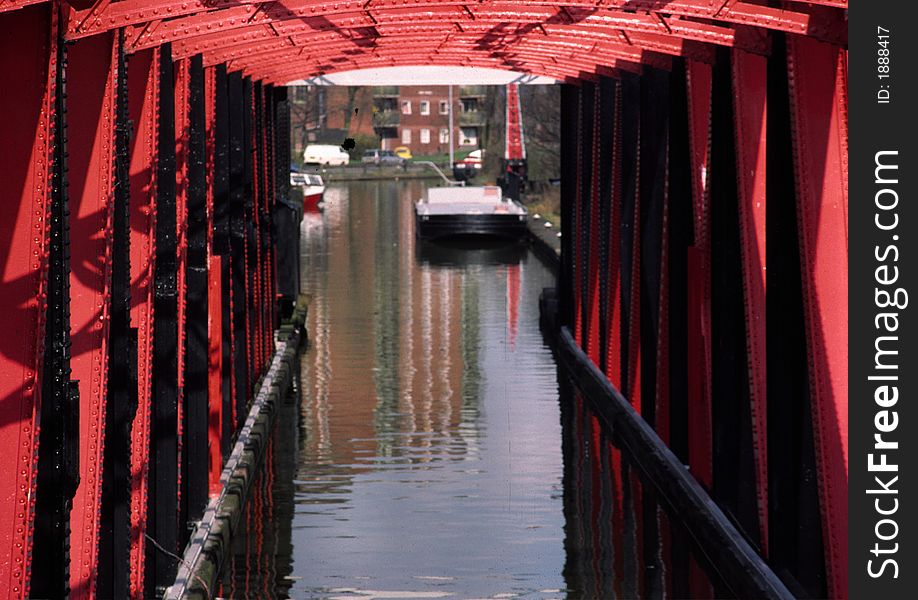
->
{"left": 0, "top": 2, "right": 846, "bottom": 599}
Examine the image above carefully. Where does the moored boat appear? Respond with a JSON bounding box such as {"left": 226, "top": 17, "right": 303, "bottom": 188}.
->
{"left": 291, "top": 171, "right": 326, "bottom": 212}
{"left": 414, "top": 185, "right": 528, "bottom": 241}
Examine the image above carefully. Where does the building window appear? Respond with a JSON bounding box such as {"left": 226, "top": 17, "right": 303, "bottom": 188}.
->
{"left": 439, "top": 128, "right": 449, "bottom": 144}
{"left": 439, "top": 100, "right": 449, "bottom": 115}
{"left": 401, "top": 100, "right": 411, "bottom": 115}
{"left": 460, "top": 127, "right": 478, "bottom": 146}
{"left": 401, "top": 128, "right": 411, "bottom": 144}
{"left": 420, "top": 101, "right": 430, "bottom": 115}
{"left": 420, "top": 128, "right": 430, "bottom": 144}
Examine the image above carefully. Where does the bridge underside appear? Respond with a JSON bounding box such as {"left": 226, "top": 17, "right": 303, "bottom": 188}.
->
{"left": 0, "top": 1, "right": 847, "bottom": 599}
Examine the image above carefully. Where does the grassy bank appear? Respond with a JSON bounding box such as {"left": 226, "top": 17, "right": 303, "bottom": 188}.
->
{"left": 522, "top": 184, "right": 561, "bottom": 228}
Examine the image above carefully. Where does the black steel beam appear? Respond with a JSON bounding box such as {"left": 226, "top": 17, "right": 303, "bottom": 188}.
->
{"left": 558, "top": 84, "right": 577, "bottom": 330}
{"left": 181, "top": 53, "right": 209, "bottom": 540}
{"left": 98, "top": 29, "right": 137, "bottom": 600}
{"left": 228, "top": 70, "right": 250, "bottom": 429}
{"left": 32, "top": 21, "right": 80, "bottom": 600}
{"left": 147, "top": 42, "right": 180, "bottom": 599}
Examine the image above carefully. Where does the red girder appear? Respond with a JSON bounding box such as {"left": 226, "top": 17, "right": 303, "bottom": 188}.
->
{"left": 0, "top": 5, "right": 57, "bottom": 598}
{"left": 260, "top": 51, "right": 604, "bottom": 83}
{"left": 66, "top": 29, "right": 118, "bottom": 600}
{"left": 227, "top": 33, "right": 672, "bottom": 78}
{"left": 57, "top": 0, "right": 846, "bottom": 45}
{"left": 256, "top": 48, "right": 638, "bottom": 84}
{"left": 123, "top": 4, "right": 767, "bottom": 59}
{"left": 126, "top": 46, "right": 158, "bottom": 599}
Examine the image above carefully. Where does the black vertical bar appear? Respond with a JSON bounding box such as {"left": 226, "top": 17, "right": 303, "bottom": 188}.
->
{"left": 243, "top": 76, "right": 257, "bottom": 388}
{"left": 32, "top": 17, "right": 79, "bottom": 599}
{"left": 272, "top": 86, "right": 299, "bottom": 322}
{"left": 228, "top": 70, "right": 250, "bottom": 429}
{"left": 578, "top": 81, "right": 595, "bottom": 346}
{"left": 147, "top": 42, "right": 179, "bottom": 598}
{"left": 596, "top": 77, "right": 616, "bottom": 374}
{"left": 618, "top": 72, "right": 640, "bottom": 395}
{"left": 558, "top": 83, "right": 578, "bottom": 329}
{"left": 254, "top": 82, "right": 269, "bottom": 365}
{"left": 263, "top": 83, "right": 276, "bottom": 331}
{"left": 181, "top": 53, "right": 209, "bottom": 539}
{"left": 666, "top": 58, "right": 693, "bottom": 600}
{"left": 709, "top": 47, "right": 759, "bottom": 546}
{"left": 98, "top": 29, "right": 136, "bottom": 600}
{"left": 765, "top": 33, "right": 825, "bottom": 598}
{"left": 638, "top": 66, "right": 669, "bottom": 431}
{"left": 213, "top": 64, "right": 233, "bottom": 459}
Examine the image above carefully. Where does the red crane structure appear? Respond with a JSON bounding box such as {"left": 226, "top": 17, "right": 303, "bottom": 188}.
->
{"left": 0, "top": 2, "right": 847, "bottom": 599}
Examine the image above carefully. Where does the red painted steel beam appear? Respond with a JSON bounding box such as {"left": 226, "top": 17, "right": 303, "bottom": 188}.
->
{"left": 228, "top": 36, "right": 670, "bottom": 78}
{"left": 684, "top": 59, "right": 714, "bottom": 493}
{"left": 0, "top": 5, "right": 56, "bottom": 597}
{"left": 204, "top": 66, "right": 224, "bottom": 497}
{"left": 731, "top": 48, "right": 769, "bottom": 557}
{"left": 152, "top": 12, "right": 764, "bottom": 62}
{"left": 257, "top": 52, "right": 615, "bottom": 84}
{"left": 59, "top": 0, "right": 845, "bottom": 46}
{"left": 66, "top": 29, "right": 118, "bottom": 600}
{"left": 260, "top": 58, "right": 597, "bottom": 85}
{"left": 786, "top": 33, "right": 848, "bottom": 600}
{"left": 0, "top": 0, "right": 46, "bottom": 14}
{"left": 126, "top": 46, "right": 158, "bottom": 600}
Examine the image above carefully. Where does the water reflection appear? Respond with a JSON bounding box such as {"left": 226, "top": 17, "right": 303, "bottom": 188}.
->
{"left": 557, "top": 374, "right": 720, "bottom": 599}
{"left": 224, "top": 180, "right": 564, "bottom": 599}
{"left": 221, "top": 180, "right": 723, "bottom": 599}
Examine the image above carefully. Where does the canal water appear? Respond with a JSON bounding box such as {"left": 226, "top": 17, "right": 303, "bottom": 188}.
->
{"left": 218, "top": 180, "right": 716, "bottom": 599}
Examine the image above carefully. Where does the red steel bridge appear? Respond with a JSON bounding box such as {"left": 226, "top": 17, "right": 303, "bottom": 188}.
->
{"left": 0, "top": 1, "right": 847, "bottom": 598}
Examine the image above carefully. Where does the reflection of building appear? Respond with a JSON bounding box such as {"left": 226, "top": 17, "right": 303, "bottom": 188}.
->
{"left": 297, "top": 181, "right": 485, "bottom": 475}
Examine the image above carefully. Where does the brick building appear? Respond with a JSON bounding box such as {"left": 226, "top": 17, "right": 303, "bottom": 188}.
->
{"left": 290, "top": 84, "right": 487, "bottom": 157}
{"left": 373, "top": 85, "right": 486, "bottom": 155}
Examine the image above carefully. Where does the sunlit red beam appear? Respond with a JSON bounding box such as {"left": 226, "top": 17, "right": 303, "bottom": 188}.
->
{"left": 63, "top": 0, "right": 845, "bottom": 46}
{"left": 256, "top": 48, "right": 640, "bottom": 83}
{"left": 127, "top": 4, "right": 770, "bottom": 55}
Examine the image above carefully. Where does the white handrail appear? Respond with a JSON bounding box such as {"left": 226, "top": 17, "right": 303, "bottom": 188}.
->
{"left": 415, "top": 161, "right": 464, "bottom": 187}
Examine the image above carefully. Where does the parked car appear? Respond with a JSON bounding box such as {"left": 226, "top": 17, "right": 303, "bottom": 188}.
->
{"left": 452, "top": 148, "right": 484, "bottom": 180}
{"left": 303, "top": 144, "right": 350, "bottom": 166}
{"left": 362, "top": 149, "right": 406, "bottom": 167}
{"left": 394, "top": 146, "right": 413, "bottom": 160}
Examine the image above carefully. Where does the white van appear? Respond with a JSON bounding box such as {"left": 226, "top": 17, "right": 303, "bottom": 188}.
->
{"left": 303, "top": 144, "right": 350, "bottom": 166}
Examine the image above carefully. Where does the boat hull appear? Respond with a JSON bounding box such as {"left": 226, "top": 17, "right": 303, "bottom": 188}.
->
{"left": 415, "top": 213, "right": 528, "bottom": 241}
{"left": 302, "top": 185, "right": 325, "bottom": 212}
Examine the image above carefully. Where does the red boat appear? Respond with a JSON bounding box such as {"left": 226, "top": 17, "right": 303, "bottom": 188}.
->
{"left": 290, "top": 172, "right": 326, "bottom": 212}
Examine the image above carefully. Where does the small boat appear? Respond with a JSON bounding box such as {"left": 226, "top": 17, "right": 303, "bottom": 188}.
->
{"left": 290, "top": 171, "right": 326, "bottom": 212}
{"left": 414, "top": 185, "right": 528, "bottom": 241}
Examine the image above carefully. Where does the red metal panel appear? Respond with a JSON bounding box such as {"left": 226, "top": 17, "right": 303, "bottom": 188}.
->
{"left": 205, "top": 66, "right": 224, "bottom": 496}
{"left": 175, "top": 58, "right": 190, "bottom": 462}
{"left": 684, "top": 60, "right": 713, "bottom": 492}
{"left": 67, "top": 29, "right": 117, "bottom": 600}
{"left": 0, "top": 5, "right": 55, "bottom": 598}
{"left": 126, "top": 46, "right": 159, "bottom": 600}
{"left": 786, "top": 33, "right": 848, "bottom": 600}
{"left": 731, "top": 48, "right": 769, "bottom": 556}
